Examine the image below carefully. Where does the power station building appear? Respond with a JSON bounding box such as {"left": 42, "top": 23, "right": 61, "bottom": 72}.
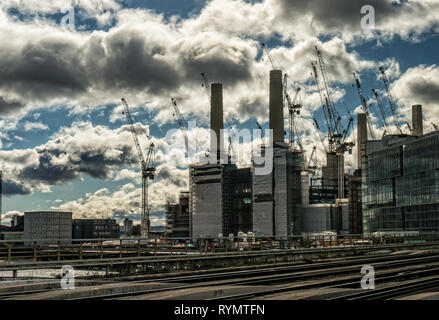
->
{"left": 190, "top": 83, "right": 253, "bottom": 238}
{"left": 362, "top": 105, "right": 439, "bottom": 235}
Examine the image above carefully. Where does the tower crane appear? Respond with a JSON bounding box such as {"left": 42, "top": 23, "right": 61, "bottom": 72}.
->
{"left": 313, "top": 118, "right": 328, "bottom": 153}
{"left": 256, "top": 121, "right": 265, "bottom": 150}
{"left": 121, "top": 98, "right": 156, "bottom": 238}
{"left": 261, "top": 42, "right": 278, "bottom": 70}
{"left": 371, "top": 89, "right": 390, "bottom": 134}
{"left": 283, "top": 74, "right": 302, "bottom": 149}
{"left": 353, "top": 73, "right": 376, "bottom": 140}
{"left": 307, "top": 146, "right": 318, "bottom": 174}
{"left": 313, "top": 47, "right": 354, "bottom": 155}
{"left": 379, "top": 67, "right": 403, "bottom": 134}
{"left": 171, "top": 98, "right": 189, "bottom": 153}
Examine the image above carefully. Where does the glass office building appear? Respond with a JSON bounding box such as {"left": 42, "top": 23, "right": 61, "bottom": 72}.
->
{"left": 362, "top": 131, "right": 439, "bottom": 235}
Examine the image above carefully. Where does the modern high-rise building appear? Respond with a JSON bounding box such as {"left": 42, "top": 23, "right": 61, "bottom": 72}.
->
{"left": 123, "top": 218, "right": 133, "bottom": 235}
{"left": 362, "top": 106, "right": 439, "bottom": 235}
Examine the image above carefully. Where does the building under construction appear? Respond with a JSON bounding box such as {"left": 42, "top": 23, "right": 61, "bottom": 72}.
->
{"left": 165, "top": 191, "right": 190, "bottom": 238}
{"left": 252, "top": 70, "right": 309, "bottom": 237}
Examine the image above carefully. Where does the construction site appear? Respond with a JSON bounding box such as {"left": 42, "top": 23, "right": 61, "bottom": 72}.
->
{"left": 165, "top": 45, "right": 439, "bottom": 241}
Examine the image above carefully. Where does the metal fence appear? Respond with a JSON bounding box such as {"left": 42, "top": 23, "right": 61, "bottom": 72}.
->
{"left": 1, "top": 234, "right": 439, "bottom": 263}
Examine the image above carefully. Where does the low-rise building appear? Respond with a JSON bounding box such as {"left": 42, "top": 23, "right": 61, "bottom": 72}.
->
{"left": 24, "top": 211, "right": 72, "bottom": 245}
{"left": 72, "top": 219, "right": 120, "bottom": 239}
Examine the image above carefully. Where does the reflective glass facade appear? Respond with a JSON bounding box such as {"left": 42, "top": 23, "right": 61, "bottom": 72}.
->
{"left": 362, "top": 132, "right": 439, "bottom": 234}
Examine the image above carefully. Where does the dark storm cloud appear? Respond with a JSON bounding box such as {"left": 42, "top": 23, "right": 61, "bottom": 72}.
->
{"left": 84, "top": 29, "right": 180, "bottom": 94}
{"left": 2, "top": 179, "right": 30, "bottom": 195}
{"left": 276, "top": 0, "right": 399, "bottom": 31}
{"left": 1, "top": 123, "right": 141, "bottom": 195}
{"left": 409, "top": 81, "right": 439, "bottom": 103}
{"left": 0, "top": 18, "right": 256, "bottom": 112}
{"left": 0, "top": 97, "right": 24, "bottom": 116}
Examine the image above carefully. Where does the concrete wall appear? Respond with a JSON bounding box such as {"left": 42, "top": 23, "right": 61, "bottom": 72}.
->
{"left": 191, "top": 164, "right": 223, "bottom": 238}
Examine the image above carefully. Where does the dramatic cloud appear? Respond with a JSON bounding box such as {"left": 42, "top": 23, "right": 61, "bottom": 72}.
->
{"left": 0, "top": 121, "right": 143, "bottom": 194}
{"left": 392, "top": 64, "right": 439, "bottom": 125}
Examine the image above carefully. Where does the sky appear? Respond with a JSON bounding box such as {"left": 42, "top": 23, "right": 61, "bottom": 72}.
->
{"left": 0, "top": 0, "right": 438, "bottom": 226}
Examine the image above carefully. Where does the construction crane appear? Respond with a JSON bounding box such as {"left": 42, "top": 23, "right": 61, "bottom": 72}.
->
{"left": 283, "top": 74, "right": 302, "bottom": 149}
{"left": 371, "top": 89, "right": 390, "bottom": 134}
{"left": 313, "top": 118, "right": 328, "bottom": 153}
{"left": 201, "top": 73, "right": 211, "bottom": 101}
{"left": 121, "top": 98, "right": 156, "bottom": 238}
{"left": 353, "top": 73, "right": 376, "bottom": 140}
{"left": 256, "top": 121, "right": 265, "bottom": 150}
{"left": 171, "top": 98, "right": 189, "bottom": 153}
{"left": 307, "top": 146, "right": 318, "bottom": 174}
{"left": 379, "top": 66, "right": 403, "bottom": 134}
{"left": 261, "top": 42, "right": 278, "bottom": 70}
{"left": 312, "top": 47, "right": 354, "bottom": 155}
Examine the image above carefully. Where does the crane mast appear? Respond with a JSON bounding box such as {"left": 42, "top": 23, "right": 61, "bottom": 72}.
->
{"left": 121, "top": 98, "right": 156, "bottom": 238}
{"left": 283, "top": 74, "right": 302, "bottom": 150}
{"left": 379, "top": 67, "right": 403, "bottom": 134}
{"left": 313, "top": 118, "right": 328, "bottom": 153}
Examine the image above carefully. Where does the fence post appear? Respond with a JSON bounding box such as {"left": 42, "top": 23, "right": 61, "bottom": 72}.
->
{"left": 8, "top": 244, "right": 12, "bottom": 263}
{"left": 185, "top": 240, "right": 188, "bottom": 255}
{"left": 225, "top": 239, "right": 229, "bottom": 252}
{"left": 119, "top": 239, "right": 122, "bottom": 258}
{"left": 137, "top": 239, "right": 141, "bottom": 257}
{"left": 100, "top": 241, "right": 104, "bottom": 259}
{"left": 80, "top": 242, "right": 83, "bottom": 260}
{"left": 154, "top": 238, "right": 157, "bottom": 256}
{"left": 33, "top": 241, "right": 37, "bottom": 262}
{"left": 199, "top": 239, "right": 202, "bottom": 254}
{"left": 170, "top": 240, "right": 174, "bottom": 256}
{"left": 57, "top": 241, "right": 61, "bottom": 261}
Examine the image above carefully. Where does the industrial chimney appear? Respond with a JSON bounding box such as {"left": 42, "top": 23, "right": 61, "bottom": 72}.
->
{"left": 357, "top": 113, "right": 367, "bottom": 169}
{"left": 412, "top": 104, "right": 423, "bottom": 136}
{"left": 269, "top": 70, "right": 284, "bottom": 144}
{"left": 210, "top": 83, "right": 224, "bottom": 160}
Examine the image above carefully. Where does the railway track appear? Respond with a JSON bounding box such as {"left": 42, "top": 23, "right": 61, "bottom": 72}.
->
{"left": 2, "top": 251, "right": 439, "bottom": 300}
{"left": 68, "top": 253, "right": 439, "bottom": 300}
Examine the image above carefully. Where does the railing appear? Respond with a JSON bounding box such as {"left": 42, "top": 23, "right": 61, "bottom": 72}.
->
{"left": 1, "top": 234, "right": 439, "bottom": 263}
